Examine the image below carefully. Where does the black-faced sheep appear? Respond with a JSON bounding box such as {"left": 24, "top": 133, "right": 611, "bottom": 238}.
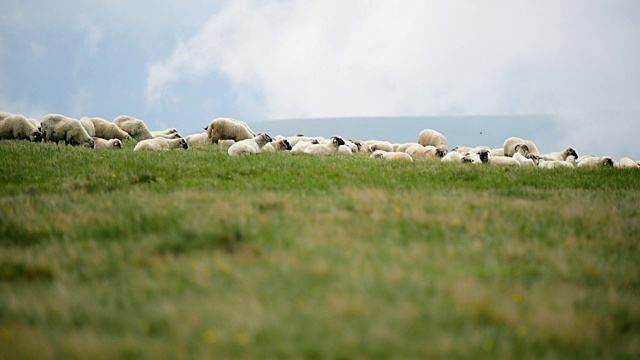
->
{"left": 207, "top": 117, "right": 256, "bottom": 144}
{"left": 41, "top": 114, "right": 94, "bottom": 147}
{"left": 91, "top": 117, "right": 132, "bottom": 141}
{"left": 617, "top": 157, "right": 640, "bottom": 169}
{"left": 418, "top": 129, "right": 448, "bottom": 155}
{"left": 0, "top": 114, "right": 42, "bottom": 142}
{"left": 503, "top": 137, "right": 540, "bottom": 157}
{"left": 262, "top": 138, "right": 292, "bottom": 152}
{"left": 577, "top": 156, "right": 614, "bottom": 168}
{"left": 227, "top": 133, "right": 272, "bottom": 156}
{"left": 114, "top": 115, "right": 154, "bottom": 140}
{"left": 541, "top": 148, "right": 579, "bottom": 161}
{"left": 303, "top": 136, "right": 346, "bottom": 156}
{"left": 133, "top": 137, "right": 189, "bottom": 151}
{"left": 477, "top": 150, "right": 520, "bottom": 166}
{"left": 370, "top": 150, "right": 413, "bottom": 161}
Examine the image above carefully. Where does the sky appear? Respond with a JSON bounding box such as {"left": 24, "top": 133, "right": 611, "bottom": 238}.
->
{"left": 1, "top": 1, "right": 639, "bottom": 158}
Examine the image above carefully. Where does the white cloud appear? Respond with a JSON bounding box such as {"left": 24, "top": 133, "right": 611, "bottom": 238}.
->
{"left": 146, "top": 1, "right": 640, "bottom": 120}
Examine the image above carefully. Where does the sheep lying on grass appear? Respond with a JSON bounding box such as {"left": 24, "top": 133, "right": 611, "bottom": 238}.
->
{"left": 418, "top": 129, "right": 448, "bottom": 155}
{"left": 405, "top": 144, "right": 446, "bottom": 160}
{"left": 262, "top": 138, "right": 292, "bottom": 153}
{"left": 577, "top": 156, "right": 614, "bottom": 168}
{"left": 616, "top": 157, "right": 640, "bottom": 169}
{"left": 304, "top": 136, "right": 346, "bottom": 156}
{"left": 0, "top": 114, "right": 42, "bottom": 142}
{"left": 133, "top": 137, "right": 188, "bottom": 151}
{"left": 79, "top": 117, "right": 96, "bottom": 137}
{"left": 41, "top": 114, "right": 94, "bottom": 147}
{"left": 93, "top": 137, "right": 123, "bottom": 149}
{"left": 503, "top": 137, "right": 540, "bottom": 157}
{"left": 542, "top": 148, "right": 579, "bottom": 161}
{"left": 370, "top": 150, "right": 413, "bottom": 161}
{"left": 185, "top": 132, "right": 210, "bottom": 147}
{"left": 227, "top": 133, "right": 272, "bottom": 156}
{"left": 477, "top": 150, "right": 520, "bottom": 166}
{"left": 291, "top": 139, "right": 319, "bottom": 153}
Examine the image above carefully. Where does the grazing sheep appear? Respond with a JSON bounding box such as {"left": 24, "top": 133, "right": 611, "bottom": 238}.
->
{"left": 0, "top": 114, "right": 42, "bottom": 142}
{"left": 185, "top": 132, "right": 210, "bottom": 147}
{"left": 91, "top": 117, "right": 132, "bottom": 141}
{"left": 304, "top": 136, "right": 346, "bottom": 156}
{"left": 133, "top": 137, "right": 189, "bottom": 151}
{"left": 227, "top": 133, "right": 273, "bottom": 156}
{"left": 477, "top": 150, "right": 520, "bottom": 166}
{"left": 93, "top": 137, "right": 123, "bottom": 149}
{"left": 262, "top": 138, "right": 292, "bottom": 152}
{"left": 441, "top": 151, "right": 465, "bottom": 163}
{"left": 542, "top": 148, "right": 579, "bottom": 161}
{"left": 418, "top": 129, "right": 448, "bottom": 155}
{"left": 617, "top": 157, "right": 640, "bottom": 169}
{"left": 0, "top": 112, "right": 12, "bottom": 122}
{"left": 370, "top": 150, "right": 413, "bottom": 161}
{"left": 291, "top": 139, "right": 319, "bottom": 153}
{"left": 79, "top": 117, "right": 96, "bottom": 137}
{"left": 206, "top": 117, "right": 256, "bottom": 144}
{"left": 41, "top": 114, "right": 94, "bottom": 147}
{"left": 27, "top": 118, "right": 41, "bottom": 132}
{"left": 577, "top": 156, "right": 614, "bottom": 168}
{"left": 113, "top": 115, "right": 154, "bottom": 140}
{"left": 503, "top": 137, "right": 540, "bottom": 157}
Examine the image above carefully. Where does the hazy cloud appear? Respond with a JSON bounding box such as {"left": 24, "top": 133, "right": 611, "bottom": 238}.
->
{"left": 147, "top": 1, "right": 640, "bottom": 120}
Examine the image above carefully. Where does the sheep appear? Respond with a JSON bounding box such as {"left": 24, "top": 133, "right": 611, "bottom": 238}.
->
{"left": 27, "top": 118, "right": 41, "bottom": 132}
{"left": 441, "top": 151, "right": 465, "bottom": 163}
{"left": 151, "top": 128, "right": 178, "bottom": 136}
{"left": 218, "top": 139, "right": 236, "bottom": 148}
{"left": 452, "top": 146, "right": 472, "bottom": 154}
{"left": 113, "top": 115, "right": 154, "bottom": 140}
{"left": 206, "top": 117, "right": 256, "bottom": 144}
{"left": 91, "top": 117, "right": 132, "bottom": 141}
{"left": 303, "top": 136, "right": 346, "bottom": 156}
{"left": 370, "top": 150, "right": 413, "bottom": 161}
{"left": 541, "top": 148, "right": 579, "bottom": 161}
{"left": 503, "top": 137, "right": 540, "bottom": 157}
{"left": 405, "top": 144, "right": 446, "bottom": 160}
{"left": 396, "top": 142, "right": 421, "bottom": 153}
{"left": 538, "top": 156, "right": 577, "bottom": 169}
{"left": 152, "top": 132, "right": 182, "bottom": 139}
{"left": 262, "top": 138, "right": 292, "bottom": 152}
{"left": 291, "top": 139, "right": 319, "bottom": 153}
{"left": 365, "top": 140, "right": 394, "bottom": 152}
{"left": 185, "top": 132, "right": 210, "bottom": 147}
{"left": 337, "top": 145, "right": 354, "bottom": 155}
{"left": 79, "top": 117, "right": 96, "bottom": 137}
{"left": 577, "top": 156, "right": 614, "bottom": 168}
{"left": 285, "top": 135, "right": 312, "bottom": 146}
{"left": 41, "top": 114, "right": 94, "bottom": 147}
{"left": 617, "top": 157, "right": 640, "bottom": 169}
{"left": 476, "top": 150, "right": 520, "bottom": 166}
{"left": 227, "top": 133, "right": 273, "bottom": 156}
{"left": 133, "top": 137, "right": 189, "bottom": 151}
{"left": 418, "top": 129, "right": 448, "bottom": 155}
{"left": 0, "top": 114, "right": 42, "bottom": 142}
{"left": 512, "top": 144, "right": 539, "bottom": 167}
{"left": 93, "top": 137, "right": 123, "bottom": 149}
{"left": 0, "top": 112, "right": 12, "bottom": 122}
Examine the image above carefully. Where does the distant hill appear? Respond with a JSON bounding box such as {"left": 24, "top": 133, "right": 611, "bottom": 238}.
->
{"left": 252, "top": 115, "right": 565, "bottom": 153}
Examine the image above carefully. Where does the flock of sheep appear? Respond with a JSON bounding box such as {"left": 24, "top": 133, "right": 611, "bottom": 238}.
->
{"left": 1, "top": 112, "right": 639, "bottom": 169}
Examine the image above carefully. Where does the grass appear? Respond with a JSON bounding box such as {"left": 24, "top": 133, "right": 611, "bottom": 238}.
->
{"left": 0, "top": 140, "right": 639, "bottom": 359}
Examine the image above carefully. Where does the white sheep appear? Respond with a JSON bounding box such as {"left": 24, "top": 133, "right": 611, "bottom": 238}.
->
{"left": 262, "top": 138, "right": 292, "bottom": 152}
{"left": 91, "top": 117, "right": 132, "bottom": 141}
{"left": 113, "top": 115, "right": 154, "bottom": 140}
{"left": 151, "top": 128, "right": 178, "bottom": 136}
{"left": 541, "top": 148, "right": 579, "bottom": 161}
{"left": 418, "top": 129, "right": 448, "bottom": 155}
{"left": 577, "top": 156, "right": 614, "bottom": 168}
{"left": 304, "top": 136, "right": 346, "bottom": 156}
{"left": 503, "top": 137, "right": 540, "bottom": 157}
{"left": 227, "top": 133, "right": 273, "bottom": 156}
{"left": 152, "top": 132, "right": 182, "bottom": 139}
{"left": 452, "top": 146, "right": 472, "bottom": 154}
{"left": 441, "top": 151, "right": 465, "bottom": 163}
{"left": 396, "top": 142, "right": 421, "bottom": 153}
{"left": 291, "top": 139, "right": 319, "bottom": 153}
{"left": 405, "top": 144, "right": 446, "bottom": 160}
{"left": 207, "top": 117, "right": 256, "bottom": 144}
{"left": 538, "top": 156, "right": 577, "bottom": 169}
{"left": 285, "top": 135, "right": 312, "bottom": 146}
{"left": 218, "top": 139, "right": 236, "bottom": 148}
{"left": 41, "top": 114, "right": 94, "bottom": 147}
{"left": 476, "top": 150, "right": 520, "bottom": 166}
{"left": 27, "top": 118, "right": 41, "bottom": 132}
{"left": 185, "top": 132, "right": 210, "bottom": 147}
{"left": 512, "top": 144, "right": 539, "bottom": 167}
{"left": 79, "top": 117, "right": 96, "bottom": 137}
{"left": 370, "top": 150, "right": 413, "bottom": 161}
{"left": 364, "top": 140, "right": 394, "bottom": 153}
{"left": 133, "top": 137, "right": 189, "bottom": 151}
{"left": 337, "top": 145, "right": 354, "bottom": 155}
{"left": 0, "top": 114, "right": 42, "bottom": 142}
{"left": 617, "top": 157, "right": 640, "bottom": 169}
{"left": 93, "top": 137, "right": 123, "bottom": 149}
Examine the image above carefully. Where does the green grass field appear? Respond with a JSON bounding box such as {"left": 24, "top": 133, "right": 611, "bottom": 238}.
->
{"left": 1, "top": 140, "right": 639, "bottom": 359}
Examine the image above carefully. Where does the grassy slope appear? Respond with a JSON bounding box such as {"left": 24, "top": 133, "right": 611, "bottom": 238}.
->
{"left": 0, "top": 141, "right": 639, "bottom": 359}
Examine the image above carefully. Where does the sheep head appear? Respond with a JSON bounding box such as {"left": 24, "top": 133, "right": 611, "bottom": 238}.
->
{"left": 478, "top": 150, "right": 490, "bottom": 163}
{"left": 180, "top": 138, "right": 189, "bottom": 149}
{"left": 565, "top": 148, "right": 578, "bottom": 159}
{"left": 332, "top": 136, "right": 345, "bottom": 147}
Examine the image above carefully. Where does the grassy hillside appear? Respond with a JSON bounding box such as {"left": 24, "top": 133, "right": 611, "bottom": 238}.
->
{"left": 1, "top": 141, "right": 639, "bottom": 359}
